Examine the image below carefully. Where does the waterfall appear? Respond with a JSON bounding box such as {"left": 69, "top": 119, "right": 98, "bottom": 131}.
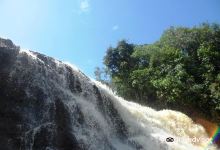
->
{"left": 0, "top": 38, "right": 217, "bottom": 150}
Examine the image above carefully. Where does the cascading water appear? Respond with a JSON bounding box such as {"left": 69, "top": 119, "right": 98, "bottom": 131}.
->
{"left": 0, "top": 38, "right": 217, "bottom": 150}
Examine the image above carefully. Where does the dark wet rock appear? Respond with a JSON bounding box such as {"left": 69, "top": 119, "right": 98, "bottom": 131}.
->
{"left": 0, "top": 38, "right": 18, "bottom": 49}
{"left": 0, "top": 38, "right": 131, "bottom": 150}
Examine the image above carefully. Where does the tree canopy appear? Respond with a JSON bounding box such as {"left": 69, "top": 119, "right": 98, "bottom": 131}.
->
{"left": 97, "top": 23, "right": 220, "bottom": 123}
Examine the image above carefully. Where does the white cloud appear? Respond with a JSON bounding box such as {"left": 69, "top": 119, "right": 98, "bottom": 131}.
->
{"left": 80, "top": 0, "right": 90, "bottom": 12}
{"left": 112, "top": 25, "right": 119, "bottom": 31}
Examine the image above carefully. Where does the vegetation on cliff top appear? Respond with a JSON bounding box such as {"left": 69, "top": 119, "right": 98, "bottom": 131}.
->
{"left": 95, "top": 23, "right": 220, "bottom": 123}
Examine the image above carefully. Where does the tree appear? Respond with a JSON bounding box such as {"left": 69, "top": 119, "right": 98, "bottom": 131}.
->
{"left": 101, "top": 23, "right": 220, "bottom": 123}
{"left": 104, "top": 40, "right": 137, "bottom": 99}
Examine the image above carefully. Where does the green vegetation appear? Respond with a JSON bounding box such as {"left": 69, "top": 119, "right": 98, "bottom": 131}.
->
{"left": 96, "top": 23, "right": 220, "bottom": 123}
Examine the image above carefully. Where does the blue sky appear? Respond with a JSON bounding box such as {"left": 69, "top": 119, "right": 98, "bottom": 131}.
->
{"left": 0, "top": 0, "right": 220, "bottom": 77}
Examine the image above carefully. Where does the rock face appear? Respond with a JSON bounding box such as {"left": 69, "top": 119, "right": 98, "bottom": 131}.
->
{"left": 0, "top": 38, "right": 217, "bottom": 150}
{"left": 0, "top": 38, "right": 130, "bottom": 150}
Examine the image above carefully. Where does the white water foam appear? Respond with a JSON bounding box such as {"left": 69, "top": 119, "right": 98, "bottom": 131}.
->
{"left": 93, "top": 81, "right": 217, "bottom": 150}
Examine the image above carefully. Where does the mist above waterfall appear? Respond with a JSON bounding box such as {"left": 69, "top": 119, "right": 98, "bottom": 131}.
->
{"left": 0, "top": 38, "right": 217, "bottom": 150}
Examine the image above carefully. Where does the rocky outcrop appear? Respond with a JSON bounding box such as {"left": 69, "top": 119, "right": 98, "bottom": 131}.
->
{"left": 0, "top": 38, "right": 132, "bottom": 150}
